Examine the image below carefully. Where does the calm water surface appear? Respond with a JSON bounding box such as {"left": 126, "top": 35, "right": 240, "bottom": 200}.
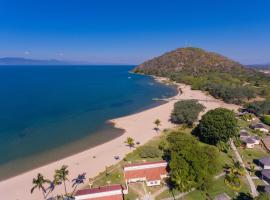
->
{"left": 0, "top": 65, "right": 176, "bottom": 178}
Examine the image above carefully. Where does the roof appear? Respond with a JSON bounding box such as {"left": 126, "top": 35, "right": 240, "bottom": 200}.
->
{"left": 243, "top": 137, "right": 256, "bottom": 144}
{"left": 124, "top": 160, "right": 167, "bottom": 168}
{"left": 84, "top": 195, "right": 123, "bottom": 200}
{"left": 124, "top": 165, "right": 168, "bottom": 181}
{"left": 251, "top": 135, "right": 260, "bottom": 140}
{"left": 214, "top": 193, "right": 231, "bottom": 200}
{"left": 259, "top": 157, "right": 270, "bottom": 166}
{"left": 262, "top": 169, "right": 270, "bottom": 179}
{"left": 253, "top": 123, "right": 265, "bottom": 129}
{"left": 75, "top": 185, "right": 122, "bottom": 196}
{"left": 240, "top": 131, "right": 249, "bottom": 137}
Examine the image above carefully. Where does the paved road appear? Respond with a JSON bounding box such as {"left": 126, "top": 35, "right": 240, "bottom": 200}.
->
{"left": 230, "top": 139, "right": 258, "bottom": 197}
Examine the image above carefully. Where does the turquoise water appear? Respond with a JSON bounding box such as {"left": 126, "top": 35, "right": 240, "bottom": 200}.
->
{"left": 0, "top": 65, "right": 176, "bottom": 174}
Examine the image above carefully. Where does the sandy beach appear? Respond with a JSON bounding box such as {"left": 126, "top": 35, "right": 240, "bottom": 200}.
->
{"left": 0, "top": 82, "right": 239, "bottom": 200}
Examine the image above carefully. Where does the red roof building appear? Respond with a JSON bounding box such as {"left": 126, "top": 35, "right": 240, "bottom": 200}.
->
{"left": 124, "top": 161, "right": 168, "bottom": 186}
{"left": 74, "top": 185, "right": 124, "bottom": 200}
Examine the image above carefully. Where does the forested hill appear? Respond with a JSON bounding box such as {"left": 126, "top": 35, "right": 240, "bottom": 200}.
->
{"left": 133, "top": 47, "right": 270, "bottom": 104}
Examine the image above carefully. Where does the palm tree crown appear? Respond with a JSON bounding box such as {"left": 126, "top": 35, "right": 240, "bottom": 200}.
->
{"left": 31, "top": 173, "right": 50, "bottom": 198}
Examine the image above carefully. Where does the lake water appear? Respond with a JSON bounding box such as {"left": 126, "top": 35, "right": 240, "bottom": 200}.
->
{"left": 0, "top": 65, "right": 176, "bottom": 179}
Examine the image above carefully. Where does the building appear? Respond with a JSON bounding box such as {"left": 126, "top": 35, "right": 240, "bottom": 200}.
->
{"left": 74, "top": 185, "right": 125, "bottom": 200}
{"left": 124, "top": 161, "right": 168, "bottom": 187}
{"left": 251, "top": 135, "right": 260, "bottom": 145}
{"left": 243, "top": 137, "right": 256, "bottom": 149}
{"left": 239, "top": 130, "right": 250, "bottom": 139}
{"left": 259, "top": 157, "right": 270, "bottom": 169}
{"left": 261, "top": 169, "right": 270, "bottom": 184}
{"left": 251, "top": 123, "right": 269, "bottom": 133}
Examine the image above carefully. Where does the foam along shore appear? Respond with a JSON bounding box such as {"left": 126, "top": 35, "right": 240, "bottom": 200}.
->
{"left": 0, "top": 81, "right": 239, "bottom": 200}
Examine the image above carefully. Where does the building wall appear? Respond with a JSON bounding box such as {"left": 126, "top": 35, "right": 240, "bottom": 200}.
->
{"left": 127, "top": 177, "right": 146, "bottom": 183}
{"left": 146, "top": 180, "right": 161, "bottom": 187}
{"left": 124, "top": 162, "right": 167, "bottom": 171}
{"left": 75, "top": 190, "right": 123, "bottom": 200}
{"left": 246, "top": 143, "right": 254, "bottom": 148}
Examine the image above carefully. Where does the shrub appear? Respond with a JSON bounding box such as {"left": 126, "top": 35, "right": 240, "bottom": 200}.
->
{"left": 171, "top": 100, "right": 205, "bottom": 126}
{"left": 194, "top": 108, "right": 238, "bottom": 145}
{"left": 262, "top": 115, "right": 270, "bottom": 125}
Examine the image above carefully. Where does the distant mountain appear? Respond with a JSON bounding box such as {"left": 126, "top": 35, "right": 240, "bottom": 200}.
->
{"left": 247, "top": 64, "right": 270, "bottom": 70}
{"left": 134, "top": 47, "right": 249, "bottom": 76}
{"left": 133, "top": 47, "right": 270, "bottom": 104}
{"left": 0, "top": 57, "right": 82, "bottom": 65}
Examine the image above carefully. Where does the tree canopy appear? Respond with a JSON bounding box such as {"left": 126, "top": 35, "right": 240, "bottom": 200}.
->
{"left": 194, "top": 108, "right": 238, "bottom": 145}
{"left": 165, "top": 131, "right": 218, "bottom": 192}
{"left": 170, "top": 100, "right": 205, "bottom": 126}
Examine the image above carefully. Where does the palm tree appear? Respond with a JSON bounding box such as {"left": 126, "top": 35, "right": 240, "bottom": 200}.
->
{"left": 154, "top": 119, "right": 161, "bottom": 132}
{"left": 55, "top": 165, "right": 69, "bottom": 196}
{"left": 71, "top": 173, "right": 86, "bottom": 197}
{"left": 125, "top": 137, "right": 135, "bottom": 148}
{"left": 31, "top": 173, "right": 50, "bottom": 199}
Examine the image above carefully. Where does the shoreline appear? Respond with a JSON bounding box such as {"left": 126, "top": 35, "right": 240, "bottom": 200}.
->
{"left": 0, "top": 80, "right": 240, "bottom": 200}
{"left": 0, "top": 75, "right": 177, "bottom": 181}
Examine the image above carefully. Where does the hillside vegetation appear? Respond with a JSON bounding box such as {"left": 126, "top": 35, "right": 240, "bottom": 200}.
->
{"left": 134, "top": 47, "right": 270, "bottom": 104}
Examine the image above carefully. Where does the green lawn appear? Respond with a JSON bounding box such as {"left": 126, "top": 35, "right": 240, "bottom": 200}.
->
{"left": 157, "top": 176, "right": 250, "bottom": 200}
{"left": 238, "top": 146, "right": 269, "bottom": 166}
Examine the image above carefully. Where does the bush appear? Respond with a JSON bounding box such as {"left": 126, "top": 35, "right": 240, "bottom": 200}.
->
{"left": 170, "top": 100, "right": 205, "bottom": 126}
{"left": 166, "top": 132, "right": 218, "bottom": 192}
{"left": 139, "top": 146, "right": 161, "bottom": 158}
{"left": 262, "top": 115, "right": 270, "bottom": 125}
{"left": 194, "top": 108, "right": 238, "bottom": 145}
{"left": 244, "top": 100, "right": 270, "bottom": 116}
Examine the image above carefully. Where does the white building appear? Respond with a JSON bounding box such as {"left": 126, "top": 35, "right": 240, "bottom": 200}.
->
{"left": 259, "top": 157, "right": 270, "bottom": 169}
{"left": 74, "top": 185, "right": 125, "bottom": 200}
{"left": 124, "top": 161, "right": 168, "bottom": 187}
{"left": 252, "top": 123, "right": 269, "bottom": 133}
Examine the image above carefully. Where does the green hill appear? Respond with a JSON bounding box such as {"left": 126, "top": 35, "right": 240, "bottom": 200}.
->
{"left": 134, "top": 47, "right": 270, "bottom": 104}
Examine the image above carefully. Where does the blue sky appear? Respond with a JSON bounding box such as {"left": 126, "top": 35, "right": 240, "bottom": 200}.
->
{"left": 0, "top": 0, "right": 270, "bottom": 64}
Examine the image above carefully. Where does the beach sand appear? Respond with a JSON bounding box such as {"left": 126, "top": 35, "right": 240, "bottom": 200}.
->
{"left": 0, "top": 82, "right": 239, "bottom": 200}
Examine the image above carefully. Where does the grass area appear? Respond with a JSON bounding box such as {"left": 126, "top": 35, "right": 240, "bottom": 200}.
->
{"left": 157, "top": 176, "right": 250, "bottom": 200}
{"left": 92, "top": 164, "right": 125, "bottom": 187}
{"left": 156, "top": 188, "right": 182, "bottom": 200}
{"left": 238, "top": 118, "right": 252, "bottom": 129}
{"left": 124, "top": 187, "right": 140, "bottom": 200}
{"left": 92, "top": 126, "right": 237, "bottom": 200}
{"left": 238, "top": 146, "right": 269, "bottom": 166}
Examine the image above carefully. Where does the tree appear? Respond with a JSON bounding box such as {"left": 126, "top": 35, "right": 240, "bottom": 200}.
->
{"left": 171, "top": 100, "right": 205, "bottom": 126}
{"left": 125, "top": 137, "right": 135, "bottom": 148}
{"left": 31, "top": 173, "right": 50, "bottom": 199}
{"left": 194, "top": 108, "right": 238, "bottom": 145}
{"left": 54, "top": 165, "right": 69, "bottom": 196}
{"left": 166, "top": 132, "right": 218, "bottom": 192}
{"left": 154, "top": 119, "right": 161, "bottom": 132}
{"left": 71, "top": 173, "right": 86, "bottom": 197}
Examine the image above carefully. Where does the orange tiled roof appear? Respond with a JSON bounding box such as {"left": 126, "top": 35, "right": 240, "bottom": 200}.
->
{"left": 85, "top": 194, "right": 124, "bottom": 200}
{"left": 124, "top": 166, "right": 168, "bottom": 181}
